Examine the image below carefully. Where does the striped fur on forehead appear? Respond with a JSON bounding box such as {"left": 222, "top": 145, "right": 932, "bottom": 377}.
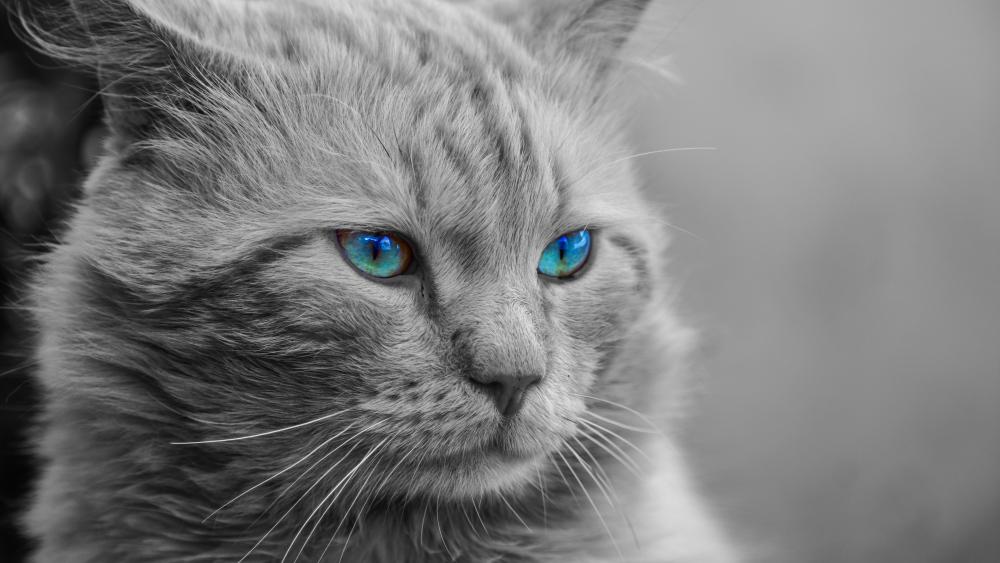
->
{"left": 34, "top": 0, "right": 644, "bottom": 250}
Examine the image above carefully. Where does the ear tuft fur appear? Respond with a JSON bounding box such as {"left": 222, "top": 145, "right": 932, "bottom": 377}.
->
{"left": 480, "top": 0, "right": 653, "bottom": 74}
{"left": 9, "top": 0, "right": 227, "bottom": 146}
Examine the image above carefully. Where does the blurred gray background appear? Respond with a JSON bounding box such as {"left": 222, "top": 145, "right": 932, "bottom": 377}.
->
{"left": 626, "top": 1, "right": 1000, "bottom": 561}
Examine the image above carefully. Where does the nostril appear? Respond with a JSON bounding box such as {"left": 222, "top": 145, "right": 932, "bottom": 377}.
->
{"left": 467, "top": 372, "right": 541, "bottom": 417}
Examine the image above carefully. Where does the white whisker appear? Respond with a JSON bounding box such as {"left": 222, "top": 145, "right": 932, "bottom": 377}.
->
{"left": 324, "top": 442, "right": 417, "bottom": 563}
{"left": 572, "top": 436, "right": 619, "bottom": 509}
{"left": 435, "top": 497, "right": 455, "bottom": 559}
{"left": 498, "top": 491, "right": 532, "bottom": 533}
{"left": 561, "top": 146, "right": 717, "bottom": 187}
{"left": 556, "top": 448, "right": 623, "bottom": 562}
{"left": 536, "top": 465, "right": 548, "bottom": 531}
{"left": 460, "top": 502, "right": 477, "bottom": 535}
{"left": 577, "top": 418, "right": 647, "bottom": 473}
{"left": 204, "top": 422, "right": 359, "bottom": 522}
{"left": 579, "top": 418, "right": 653, "bottom": 464}
{"left": 238, "top": 421, "right": 382, "bottom": 562}
{"left": 418, "top": 498, "right": 431, "bottom": 552}
{"left": 282, "top": 435, "right": 391, "bottom": 563}
{"left": 585, "top": 411, "right": 662, "bottom": 436}
{"left": 173, "top": 407, "right": 355, "bottom": 445}
{"left": 295, "top": 445, "right": 388, "bottom": 563}
{"left": 549, "top": 451, "right": 579, "bottom": 503}
{"left": 472, "top": 495, "right": 489, "bottom": 535}
{"left": 571, "top": 392, "right": 664, "bottom": 435}
{"left": 573, "top": 435, "right": 640, "bottom": 550}
{"left": 333, "top": 461, "right": 383, "bottom": 563}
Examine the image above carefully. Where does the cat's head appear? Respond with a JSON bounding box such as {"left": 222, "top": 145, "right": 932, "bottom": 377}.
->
{"left": 29, "top": 0, "right": 676, "bottom": 502}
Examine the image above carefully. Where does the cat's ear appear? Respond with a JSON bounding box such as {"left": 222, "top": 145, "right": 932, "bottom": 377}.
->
{"left": 480, "top": 0, "right": 652, "bottom": 72}
{"left": 13, "top": 0, "right": 232, "bottom": 147}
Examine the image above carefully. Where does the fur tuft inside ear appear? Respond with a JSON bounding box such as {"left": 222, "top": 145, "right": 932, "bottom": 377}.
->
{"left": 10, "top": 0, "right": 229, "bottom": 147}
{"left": 478, "top": 0, "right": 653, "bottom": 73}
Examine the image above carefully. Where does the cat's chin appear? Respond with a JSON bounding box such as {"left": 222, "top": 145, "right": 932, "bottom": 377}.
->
{"left": 404, "top": 447, "right": 546, "bottom": 500}
{"left": 392, "top": 424, "right": 559, "bottom": 500}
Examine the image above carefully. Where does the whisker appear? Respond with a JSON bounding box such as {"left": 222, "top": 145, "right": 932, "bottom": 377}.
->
{"left": 460, "top": 502, "right": 478, "bottom": 536}
{"left": 204, "top": 422, "right": 359, "bottom": 522}
{"left": 173, "top": 407, "right": 356, "bottom": 445}
{"left": 571, "top": 392, "right": 664, "bottom": 435}
{"left": 498, "top": 490, "right": 532, "bottom": 533}
{"left": 302, "top": 437, "right": 392, "bottom": 562}
{"left": 548, "top": 451, "right": 579, "bottom": 503}
{"left": 560, "top": 146, "right": 718, "bottom": 187}
{"left": 300, "top": 93, "right": 394, "bottom": 162}
{"left": 282, "top": 435, "right": 391, "bottom": 563}
{"left": 556, "top": 447, "right": 623, "bottom": 562}
{"left": 576, "top": 421, "right": 643, "bottom": 479}
{"left": 572, "top": 436, "right": 619, "bottom": 509}
{"left": 295, "top": 438, "right": 392, "bottom": 563}
{"left": 238, "top": 421, "right": 382, "bottom": 562}
{"left": 573, "top": 435, "right": 640, "bottom": 550}
{"left": 418, "top": 497, "right": 431, "bottom": 552}
{"left": 576, "top": 418, "right": 647, "bottom": 473}
{"left": 333, "top": 462, "right": 384, "bottom": 563}
{"left": 0, "top": 358, "right": 39, "bottom": 380}
{"left": 472, "top": 495, "right": 489, "bottom": 535}
{"left": 536, "top": 465, "right": 548, "bottom": 531}
{"left": 578, "top": 418, "right": 653, "bottom": 463}
{"left": 435, "top": 497, "right": 455, "bottom": 560}
{"left": 585, "top": 410, "right": 662, "bottom": 436}
{"left": 256, "top": 421, "right": 367, "bottom": 519}
{"left": 325, "top": 442, "right": 418, "bottom": 563}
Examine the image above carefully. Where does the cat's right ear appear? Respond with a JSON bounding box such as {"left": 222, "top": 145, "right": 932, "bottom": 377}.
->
{"left": 474, "top": 0, "right": 652, "bottom": 77}
{"left": 10, "top": 0, "right": 228, "bottom": 149}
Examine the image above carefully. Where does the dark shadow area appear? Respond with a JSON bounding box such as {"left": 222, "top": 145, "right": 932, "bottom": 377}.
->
{"left": 0, "top": 3, "right": 102, "bottom": 559}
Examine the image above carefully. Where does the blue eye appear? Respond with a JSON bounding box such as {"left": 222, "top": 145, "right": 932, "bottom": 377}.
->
{"left": 538, "top": 229, "right": 591, "bottom": 278}
{"left": 336, "top": 230, "right": 414, "bottom": 278}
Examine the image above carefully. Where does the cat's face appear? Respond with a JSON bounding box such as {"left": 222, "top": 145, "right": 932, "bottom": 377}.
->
{"left": 64, "top": 0, "right": 662, "bottom": 501}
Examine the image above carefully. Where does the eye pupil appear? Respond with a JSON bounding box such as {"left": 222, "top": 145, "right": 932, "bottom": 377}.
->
{"left": 370, "top": 235, "right": 391, "bottom": 261}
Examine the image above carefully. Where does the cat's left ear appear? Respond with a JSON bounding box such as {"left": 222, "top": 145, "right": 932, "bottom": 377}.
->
{"left": 477, "top": 0, "right": 652, "bottom": 73}
{"left": 12, "top": 0, "right": 239, "bottom": 152}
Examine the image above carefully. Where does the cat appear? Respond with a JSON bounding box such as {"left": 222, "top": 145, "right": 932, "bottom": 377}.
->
{"left": 18, "top": 0, "right": 739, "bottom": 561}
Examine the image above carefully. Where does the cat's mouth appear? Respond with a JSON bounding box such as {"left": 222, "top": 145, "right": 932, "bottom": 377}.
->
{"left": 410, "top": 421, "right": 549, "bottom": 481}
{"left": 409, "top": 441, "right": 544, "bottom": 499}
{"left": 483, "top": 425, "right": 539, "bottom": 461}
{"left": 379, "top": 392, "right": 577, "bottom": 498}
{"left": 436, "top": 423, "right": 544, "bottom": 465}
{"left": 363, "top": 397, "right": 586, "bottom": 501}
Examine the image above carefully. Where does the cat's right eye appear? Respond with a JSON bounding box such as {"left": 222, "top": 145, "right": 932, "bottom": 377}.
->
{"left": 538, "top": 229, "right": 592, "bottom": 279}
{"left": 336, "top": 230, "right": 414, "bottom": 278}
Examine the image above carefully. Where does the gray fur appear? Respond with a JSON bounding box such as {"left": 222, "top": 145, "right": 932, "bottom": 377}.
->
{"left": 19, "top": 0, "right": 738, "bottom": 561}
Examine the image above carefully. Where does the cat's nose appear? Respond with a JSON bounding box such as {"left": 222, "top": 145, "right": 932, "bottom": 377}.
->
{"left": 467, "top": 372, "right": 541, "bottom": 417}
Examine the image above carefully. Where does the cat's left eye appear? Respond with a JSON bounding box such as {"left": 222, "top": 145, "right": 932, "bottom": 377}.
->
{"left": 336, "top": 230, "right": 414, "bottom": 278}
{"left": 538, "top": 229, "right": 591, "bottom": 279}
